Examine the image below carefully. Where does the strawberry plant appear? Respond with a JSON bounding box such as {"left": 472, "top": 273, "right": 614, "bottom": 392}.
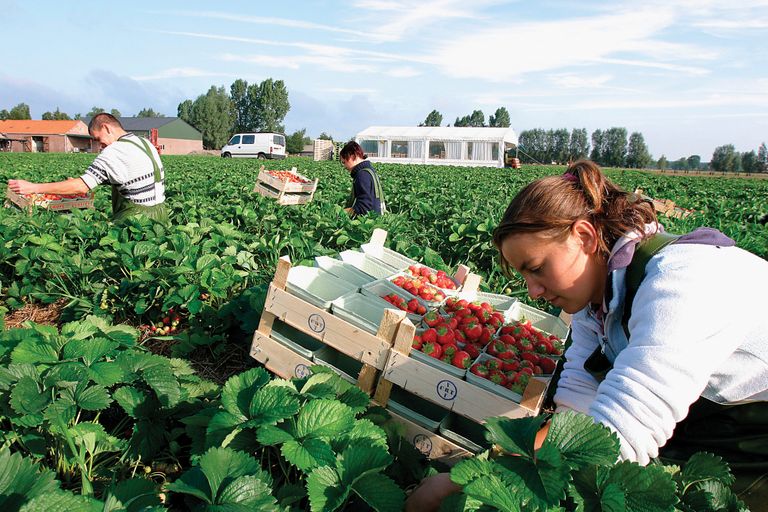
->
{"left": 441, "top": 411, "right": 747, "bottom": 512}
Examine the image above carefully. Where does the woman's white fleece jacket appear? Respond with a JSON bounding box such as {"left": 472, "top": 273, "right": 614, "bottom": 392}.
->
{"left": 553, "top": 230, "right": 768, "bottom": 465}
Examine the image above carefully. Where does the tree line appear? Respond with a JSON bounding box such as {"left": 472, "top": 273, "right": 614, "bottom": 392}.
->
{"left": 0, "top": 103, "right": 165, "bottom": 121}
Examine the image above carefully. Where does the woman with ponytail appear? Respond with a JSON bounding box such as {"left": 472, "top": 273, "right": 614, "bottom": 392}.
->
{"left": 406, "top": 159, "right": 768, "bottom": 511}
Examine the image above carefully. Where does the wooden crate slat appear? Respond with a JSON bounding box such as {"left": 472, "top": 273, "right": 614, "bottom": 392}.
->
{"left": 383, "top": 409, "right": 471, "bottom": 466}
{"left": 381, "top": 350, "right": 541, "bottom": 423}
{"left": 264, "top": 284, "right": 393, "bottom": 370}
{"left": 250, "top": 330, "right": 316, "bottom": 380}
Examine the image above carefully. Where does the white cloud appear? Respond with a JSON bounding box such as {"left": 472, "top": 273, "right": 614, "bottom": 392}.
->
{"left": 387, "top": 67, "right": 422, "bottom": 78}
{"left": 549, "top": 73, "right": 614, "bottom": 89}
{"left": 428, "top": 6, "right": 716, "bottom": 81}
{"left": 322, "top": 87, "right": 378, "bottom": 95}
{"left": 221, "top": 53, "right": 377, "bottom": 74}
{"left": 131, "top": 67, "right": 232, "bottom": 81}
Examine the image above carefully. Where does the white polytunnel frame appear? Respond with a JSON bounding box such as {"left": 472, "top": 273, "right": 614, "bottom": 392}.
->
{"left": 354, "top": 126, "right": 519, "bottom": 168}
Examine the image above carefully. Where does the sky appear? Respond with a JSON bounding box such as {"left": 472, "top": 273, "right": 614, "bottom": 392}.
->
{"left": 1, "top": 0, "right": 767, "bottom": 160}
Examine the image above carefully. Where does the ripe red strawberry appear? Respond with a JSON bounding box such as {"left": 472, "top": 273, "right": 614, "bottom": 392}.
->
{"left": 519, "top": 366, "right": 534, "bottom": 377}
{"left": 478, "top": 326, "right": 494, "bottom": 345}
{"left": 498, "top": 334, "right": 515, "bottom": 346}
{"left": 435, "top": 325, "right": 455, "bottom": 345}
{"left": 462, "top": 320, "right": 482, "bottom": 341}
{"left": 534, "top": 339, "right": 553, "bottom": 354}
{"left": 516, "top": 337, "right": 534, "bottom": 352}
{"left": 501, "top": 359, "right": 520, "bottom": 372}
{"left": 420, "top": 290, "right": 435, "bottom": 302}
{"left": 456, "top": 299, "right": 469, "bottom": 309}
{"left": 487, "top": 339, "right": 507, "bottom": 357}
{"left": 453, "top": 328, "right": 466, "bottom": 344}
{"left": 412, "top": 334, "right": 423, "bottom": 350}
{"left": 539, "top": 357, "right": 557, "bottom": 374}
{"left": 423, "top": 310, "right": 441, "bottom": 327}
{"left": 422, "top": 328, "right": 438, "bottom": 344}
{"left": 407, "top": 298, "right": 419, "bottom": 312}
{"left": 464, "top": 342, "right": 481, "bottom": 358}
{"left": 444, "top": 297, "right": 458, "bottom": 310}
{"left": 488, "top": 370, "right": 506, "bottom": 386}
{"left": 485, "top": 357, "right": 502, "bottom": 371}
{"left": 520, "top": 352, "right": 540, "bottom": 365}
{"left": 447, "top": 316, "right": 459, "bottom": 329}
{"left": 497, "top": 349, "right": 517, "bottom": 361}
{"left": 422, "top": 342, "right": 442, "bottom": 359}
{"left": 452, "top": 350, "right": 472, "bottom": 369}
{"left": 470, "top": 362, "right": 489, "bottom": 378}
{"left": 476, "top": 308, "right": 492, "bottom": 324}
{"left": 442, "top": 344, "right": 459, "bottom": 359}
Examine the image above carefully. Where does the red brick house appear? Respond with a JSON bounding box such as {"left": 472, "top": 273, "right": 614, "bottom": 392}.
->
{"left": 0, "top": 120, "right": 93, "bottom": 153}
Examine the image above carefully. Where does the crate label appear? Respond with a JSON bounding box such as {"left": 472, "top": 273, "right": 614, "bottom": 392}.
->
{"left": 436, "top": 380, "right": 458, "bottom": 401}
{"left": 294, "top": 364, "right": 311, "bottom": 379}
{"left": 307, "top": 313, "right": 326, "bottom": 333}
{"left": 413, "top": 434, "right": 432, "bottom": 456}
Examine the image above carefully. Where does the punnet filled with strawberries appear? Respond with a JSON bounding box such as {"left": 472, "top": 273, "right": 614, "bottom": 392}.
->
{"left": 390, "top": 273, "right": 449, "bottom": 304}
{"left": 403, "top": 264, "right": 459, "bottom": 290}
{"left": 266, "top": 169, "right": 311, "bottom": 184}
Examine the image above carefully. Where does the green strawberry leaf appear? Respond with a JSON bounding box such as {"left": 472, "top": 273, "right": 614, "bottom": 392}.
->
{"left": 352, "top": 472, "right": 405, "bottom": 512}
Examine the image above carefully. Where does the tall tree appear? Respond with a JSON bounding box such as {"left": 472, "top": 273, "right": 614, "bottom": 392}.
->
{"left": 757, "top": 142, "right": 768, "bottom": 173}
{"left": 0, "top": 109, "right": 8, "bottom": 120}
{"left": 230, "top": 79, "right": 258, "bottom": 132}
{"left": 318, "top": 132, "right": 333, "bottom": 140}
{"left": 253, "top": 78, "right": 290, "bottom": 133}
{"left": 285, "top": 128, "right": 310, "bottom": 154}
{"left": 741, "top": 150, "right": 758, "bottom": 174}
{"left": 420, "top": 110, "right": 443, "bottom": 127}
{"left": 602, "top": 127, "right": 628, "bottom": 167}
{"left": 590, "top": 129, "right": 605, "bottom": 163}
{"left": 110, "top": 109, "right": 121, "bottom": 117}
{"left": 657, "top": 155, "right": 668, "bottom": 170}
{"left": 177, "top": 100, "right": 194, "bottom": 126}
{"left": 136, "top": 108, "right": 164, "bottom": 118}
{"left": 41, "top": 107, "right": 71, "bottom": 120}
{"left": 469, "top": 110, "right": 485, "bottom": 127}
{"left": 9, "top": 103, "right": 31, "bottom": 120}
{"left": 626, "top": 132, "right": 651, "bottom": 169}
{"left": 191, "top": 86, "right": 236, "bottom": 149}
{"left": 551, "top": 128, "right": 570, "bottom": 164}
{"left": 710, "top": 144, "right": 738, "bottom": 172}
{"left": 687, "top": 155, "right": 701, "bottom": 170}
{"left": 488, "top": 107, "right": 510, "bottom": 127}
{"left": 87, "top": 106, "right": 105, "bottom": 117}
{"left": 568, "top": 128, "right": 589, "bottom": 161}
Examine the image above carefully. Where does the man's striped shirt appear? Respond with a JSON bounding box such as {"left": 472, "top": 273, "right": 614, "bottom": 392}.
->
{"left": 80, "top": 133, "right": 165, "bottom": 206}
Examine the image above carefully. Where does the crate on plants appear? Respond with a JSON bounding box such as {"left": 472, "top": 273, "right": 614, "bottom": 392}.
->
{"left": 5, "top": 188, "right": 94, "bottom": 212}
{"left": 254, "top": 165, "right": 318, "bottom": 205}
{"left": 360, "top": 278, "right": 429, "bottom": 321}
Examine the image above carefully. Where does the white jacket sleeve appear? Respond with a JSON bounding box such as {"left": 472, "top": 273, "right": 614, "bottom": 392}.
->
{"left": 553, "top": 310, "right": 601, "bottom": 415}
{"left": 587, "top": 245, "right": 755, "bottom": 464}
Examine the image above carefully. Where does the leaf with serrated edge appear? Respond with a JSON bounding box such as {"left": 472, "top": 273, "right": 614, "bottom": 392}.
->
{"left": 19, "top": 491, "right": 102, "bottom": 512}
{"left": 197, "top": 447, "right": 266, "bottom": 502}
{"left": 217, "top": 475, "right": 279, "bottom": 508}
{"left": 605, "top": 460, "right": 678, "bottom": 512}
{"left": 462, "top": 471, "right": 524, "bottom": 512}
{"left": 545, "top": 410, "right": 620, "bottom": 469}
{"left": 11, "top": 341, "right": 59, "bottom": 365}
{"left": 306, "top": 465, "right": 348, "bottom": 512}
{"left": 142, "top": 363, "right": 182, "bottom": 407}
{"left": 352, "top": 472, "right": 405, "bottom": 512}
{"left": 338, "top": 441, "right": 392, "bottom": 486}
{"left": 450, "top": 457, "right": 497, "bottom": 486}
{"left": 483, "top": 415, "right": 546, "bottom": 458}
{"left": 221, "top": 367, "right": 271, "bottom": 419}
{"left": 167, "top": 467, "right": 212, "bottom": 504}
{"left": 10, "top": 376, "right": 49, "bottom": 416}
{"left": 249, "top": 385, "right": 300, "bottom": 424}
{"left": 680, "top": 452, "right": 734, "bottom": 487}
{"left": 75, "top": 384, "right": 112, "bottom": 411}
{"left": 257, "top": 424, "right": 295, "bottom": 446}
{"left": 205, "top": 410, "right": 244, "bottom": 448}
{"left": 0, "top": 448, "right": 60, "bottom": 510}
{"left": 332, "top": 418, "right": 388, "bottom": 453}
{"left": 337, "top": 386, "right": 370, "bottom": 415}
{"left": 296, "top": 399, "right": 355, "bottom": 439}
{"left": 282, "top": 438, "right": 336, "bottom": 472}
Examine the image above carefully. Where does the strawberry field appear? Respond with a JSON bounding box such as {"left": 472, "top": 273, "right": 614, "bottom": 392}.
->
{"left": 1, "top": 152, "right": 765, "bottom": 511}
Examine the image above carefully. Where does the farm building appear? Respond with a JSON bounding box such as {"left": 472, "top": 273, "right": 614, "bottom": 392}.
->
{"left": 83, "top": 117, "right": 204, "bottom": 155}
{"left": 0, "top": 120, "right": 93, "bottom": 153}
{"left": 354, "top": 126, "right": 519, "bottom": 168}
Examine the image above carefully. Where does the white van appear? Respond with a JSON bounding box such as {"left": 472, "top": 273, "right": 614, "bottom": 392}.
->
{"left": 220, "top": 133, "right": 286, "bottom": 159}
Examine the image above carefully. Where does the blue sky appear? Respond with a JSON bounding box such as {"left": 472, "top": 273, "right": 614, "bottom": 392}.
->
{"left": 2, "top": 0, "right": 767, "bottom": 160}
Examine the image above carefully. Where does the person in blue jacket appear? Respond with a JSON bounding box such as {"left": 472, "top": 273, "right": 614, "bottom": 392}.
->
{"left": 339, "top": 141, "right": 386, "bottom": 217}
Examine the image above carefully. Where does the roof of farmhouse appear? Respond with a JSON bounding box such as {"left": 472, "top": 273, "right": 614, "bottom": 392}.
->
{"left": 357, "top": 126, "right": 518, "bottom": 145}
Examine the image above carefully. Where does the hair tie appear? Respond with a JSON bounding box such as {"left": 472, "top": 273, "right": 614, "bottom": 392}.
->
{"left": 562, "top": 172, "right": 578, "bottom": 183}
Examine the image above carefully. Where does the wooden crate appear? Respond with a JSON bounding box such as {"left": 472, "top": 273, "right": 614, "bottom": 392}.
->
{"left": 251, "top": 256, "right": 405, "bottom": 394}
{"left": 634, "top": 188, "right": 693, "bottom": 219}
{"left": 6, "top": 188, "right": 95, "bottom": 212}
{"left": 374, "top": 317, "right": 549, "bottom": 425}
{"left": 254, "top": 166, "right": 319, "bottom": 205}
